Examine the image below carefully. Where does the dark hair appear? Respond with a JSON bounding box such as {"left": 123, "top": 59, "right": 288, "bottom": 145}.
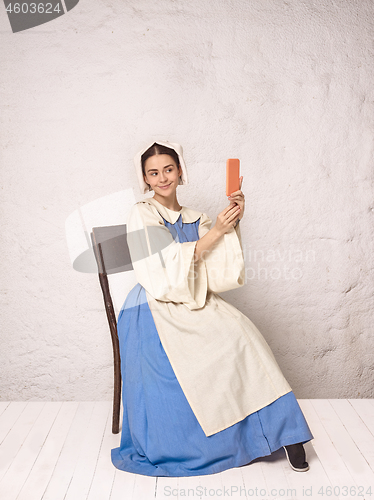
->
{"left": 141, "top": 143, "right": 180, "bottom": 179}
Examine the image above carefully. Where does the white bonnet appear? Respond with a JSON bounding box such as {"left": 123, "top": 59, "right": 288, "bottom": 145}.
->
{"left": 133, "top": 140, "right": 189, "bottom": 194}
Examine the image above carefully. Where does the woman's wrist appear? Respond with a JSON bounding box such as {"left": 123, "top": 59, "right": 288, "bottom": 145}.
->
{"left": 194, "top": 226, "right": 223, "bottom": 262}
{"left": 210, "top": 224, "right": 226, "bottom": 240}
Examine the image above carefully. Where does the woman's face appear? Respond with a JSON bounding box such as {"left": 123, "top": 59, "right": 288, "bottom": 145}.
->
{"left": 143, "top": 154, "right": 181, "bottom": 196}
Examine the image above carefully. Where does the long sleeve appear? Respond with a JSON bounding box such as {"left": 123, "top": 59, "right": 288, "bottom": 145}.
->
{"left": 198, "top": 213, "right": 245, "bottom": 294}
{"left": 126, "top": 202, "right": 208, "bottom": 310}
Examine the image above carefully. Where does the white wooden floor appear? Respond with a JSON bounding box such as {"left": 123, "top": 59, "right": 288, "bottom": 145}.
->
{"left": 0, "top": 400, "right": 373, "bottom": 500}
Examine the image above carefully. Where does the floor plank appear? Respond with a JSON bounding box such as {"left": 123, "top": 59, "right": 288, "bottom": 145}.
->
{"left": 110, "top": 469, "right": 137, "bottom": 500}
{"left": 349, "top": 399, "right": 374, "bottom": 438}
{"left": 156, "top": 476, "right": 179, "bottom": 499}
{"left": 196, "top": 467, "right": 223, "bottom": 498}
{"left": 133, "top": 474, "right": 157, "bottom": 500}
{"left": 64, "top": 401, "right": 111, "bottom": 500}
{"left": 297, "top": 399, "right": 339, "bottom": 499}
{"left": 258, "top": 448, "right": 291, "bottom": 499}
{"left": 0, "top": 401, "right": 28, "bottom": 444}
{"left": 308, "top": 399, "right": 362, "bottom": 496}
{"left": 17, "top": 402, "right": 79, "bottom": 500}
{"left": 0, "top": 402, "right": 10, "bottom": 418}
{"left": 86, "top": 405, "right": 118, "bottom": 500}
{"left": 330, "top": 400, "right": 374, "bottom": 472}
{"left": 219, "top": 465, "right": 245, "bottom": 497}
{"left": 313, "top": 399, "right": 374, "bottom": 486}
{"left": 175, "top": 474, "right": 201, "bottom": 499}
{"left": 0, "top": 401, "right": 44, "bottom": 482}
{"left": 42, "top": 402, "right": 96, "bottom": 500}
{"left": 0, "top": 402, "right": 62, "bottom": 500}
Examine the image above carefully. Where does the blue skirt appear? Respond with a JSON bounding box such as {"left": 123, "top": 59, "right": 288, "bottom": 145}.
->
{"left": 111, "top": 284, "right": 314, "bottom": 477}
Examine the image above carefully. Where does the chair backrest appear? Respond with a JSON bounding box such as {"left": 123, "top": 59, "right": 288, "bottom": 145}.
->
{"left": 91, "top": 224, "right": 138, "bottom": 317}
{"left": 91, "top": 224, "right": 133, "bottom": 276}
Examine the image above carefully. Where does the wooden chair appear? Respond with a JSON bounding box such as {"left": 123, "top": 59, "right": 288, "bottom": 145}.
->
{"left": 91, "top": 224, "right": 133, "bottom": 434}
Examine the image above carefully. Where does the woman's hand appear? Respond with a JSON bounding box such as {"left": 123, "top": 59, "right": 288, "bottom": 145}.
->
{"left": 214, "top": 202, "right": 241, "bottom": 236}
{"left": 228, "top": 176, "right": 244, "bottom": 221}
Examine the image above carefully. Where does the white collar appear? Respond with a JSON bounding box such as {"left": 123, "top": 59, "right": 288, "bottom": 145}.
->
{"left": 139, "top": 196, "right": 202, "bottom": 224}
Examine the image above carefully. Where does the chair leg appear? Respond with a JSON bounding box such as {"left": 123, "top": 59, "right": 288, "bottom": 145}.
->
{"left": 112, "top": 340, "right": 121, "bottom": 434}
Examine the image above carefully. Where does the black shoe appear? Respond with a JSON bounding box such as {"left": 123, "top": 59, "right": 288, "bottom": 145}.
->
{"left": 283, "top": 443, "right": 309, "bottom": 472}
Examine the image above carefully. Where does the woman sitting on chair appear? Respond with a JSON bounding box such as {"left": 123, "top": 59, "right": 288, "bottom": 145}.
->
{"left": 111, "top": 140, "right": 313, "bottom": 477}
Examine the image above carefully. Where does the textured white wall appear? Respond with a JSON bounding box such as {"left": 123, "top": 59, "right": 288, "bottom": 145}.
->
{"left": 1, "top": 0, "right": 373, "bottom": 401}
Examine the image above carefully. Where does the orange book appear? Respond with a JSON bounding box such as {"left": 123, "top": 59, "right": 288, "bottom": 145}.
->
{"left": 226, "top": 159, "right": 240, "bottom": 196}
